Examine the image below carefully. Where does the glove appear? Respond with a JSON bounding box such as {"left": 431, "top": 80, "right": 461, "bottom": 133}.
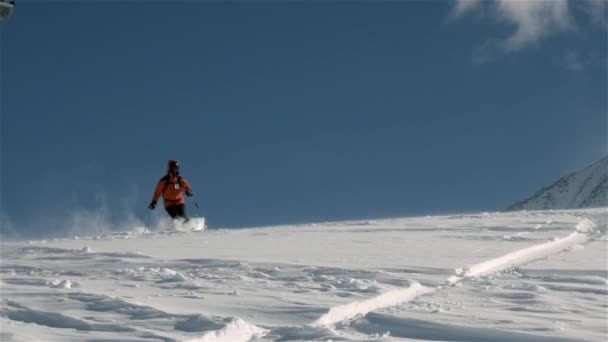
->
{"left": 185, "top": 190, "right": 194, "bottom": 197}
{"left": 148, "top": 201, "right": 156, "bottom": 210}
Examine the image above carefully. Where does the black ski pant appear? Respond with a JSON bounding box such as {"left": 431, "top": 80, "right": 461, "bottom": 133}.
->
{"left": 165, "top": 204, "right": 188, "bottom": 220}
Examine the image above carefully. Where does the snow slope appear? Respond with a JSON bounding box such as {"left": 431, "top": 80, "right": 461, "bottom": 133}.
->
{"left": 507, "top": 157, "right": 608, "bottom": 211}
{"left": 1, "top": 209, "right": 607, "bottom": 341}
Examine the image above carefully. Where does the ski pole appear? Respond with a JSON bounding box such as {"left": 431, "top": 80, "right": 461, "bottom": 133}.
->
{"left": 144, "top": 207, "right": 153, "bottom": 234}
{"left": 192, "top": 200, "right": 207, "bottom": 229}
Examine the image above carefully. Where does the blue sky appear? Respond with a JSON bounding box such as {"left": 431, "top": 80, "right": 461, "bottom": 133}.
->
{"left": 1, "top": 0, "right": 606, "bottom": 238}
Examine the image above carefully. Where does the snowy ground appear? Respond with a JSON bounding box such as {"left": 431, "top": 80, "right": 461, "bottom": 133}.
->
{"left": 1, "top": 209, "right": 607, "bottom": 341}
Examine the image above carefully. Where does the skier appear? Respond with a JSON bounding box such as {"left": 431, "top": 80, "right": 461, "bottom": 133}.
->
{"left": 148, "top": 160, "right": 194, "bottom": 222}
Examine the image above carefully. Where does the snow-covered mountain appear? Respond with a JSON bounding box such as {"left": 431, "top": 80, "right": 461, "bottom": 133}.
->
{"left": 507, "top": 156, "right": 607, "bottom": 211}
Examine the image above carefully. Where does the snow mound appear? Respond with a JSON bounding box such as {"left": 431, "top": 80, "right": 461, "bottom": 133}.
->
{"left": 170, "top": 272, "right": 189, "bottom": 282}
{"left": 575, "top": 218, "right": 596, "bottom": 233}
{"left": 184, "top": 318, "right": 268, "bottom": 342}
{"left": 159, "top": 268, "right": 177, "bottom": 277}
{"left": 50, "top": 279, "right": 73, "bottom": 289}
{"left": 79, "top": 246, "right": 92, "bottom": 253}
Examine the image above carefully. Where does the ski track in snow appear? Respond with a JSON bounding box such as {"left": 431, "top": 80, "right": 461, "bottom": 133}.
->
{"left": 1, "top": 210, "right": 606, "bottom": 341}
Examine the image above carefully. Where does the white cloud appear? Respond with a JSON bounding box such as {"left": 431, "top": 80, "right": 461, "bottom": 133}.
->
{"left": 451, "top": 0, "right": 604, "bottom": 55}
{"left": 495, "top": 0, "right": 572, "bottom": 51}
{"left": 451, "top": 0, "right": 483, "bottom": 18}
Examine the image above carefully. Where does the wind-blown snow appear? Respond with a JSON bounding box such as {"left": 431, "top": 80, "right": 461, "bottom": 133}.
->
{"left": 1, "top": 210, "right": 606, "bottom": 341}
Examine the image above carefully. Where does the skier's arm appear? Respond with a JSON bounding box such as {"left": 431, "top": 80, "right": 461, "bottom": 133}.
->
{"left": 152, "top": 179, "right": 166, "bottom": 203}
{"left": 180, "top": 178, "right": 194, "bottom": 197}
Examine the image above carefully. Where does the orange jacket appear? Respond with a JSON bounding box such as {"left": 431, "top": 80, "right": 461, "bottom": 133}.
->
{"left": 152, "top": 161, "right": 193, "bottom": 208}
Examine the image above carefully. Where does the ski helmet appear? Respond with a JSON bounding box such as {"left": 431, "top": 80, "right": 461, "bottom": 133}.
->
{"left": 167, "top": 160, "right": 180, "bottom": 174}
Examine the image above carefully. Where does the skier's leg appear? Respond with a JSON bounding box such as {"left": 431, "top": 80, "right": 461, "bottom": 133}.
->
{"left": 165, "top": 206, "right": 178, "bottom": 219}
{"left": 175, "top": 204, "right": 189, "bottom": 222}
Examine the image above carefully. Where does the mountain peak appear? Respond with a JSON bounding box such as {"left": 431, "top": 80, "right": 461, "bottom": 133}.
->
{"left": 506, "top": 157, "right": 608, "bottom": 211}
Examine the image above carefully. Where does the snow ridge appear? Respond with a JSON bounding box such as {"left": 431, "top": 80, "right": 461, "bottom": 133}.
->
{"left": 311, "top": 281, "right": 433, "bottom": 326}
